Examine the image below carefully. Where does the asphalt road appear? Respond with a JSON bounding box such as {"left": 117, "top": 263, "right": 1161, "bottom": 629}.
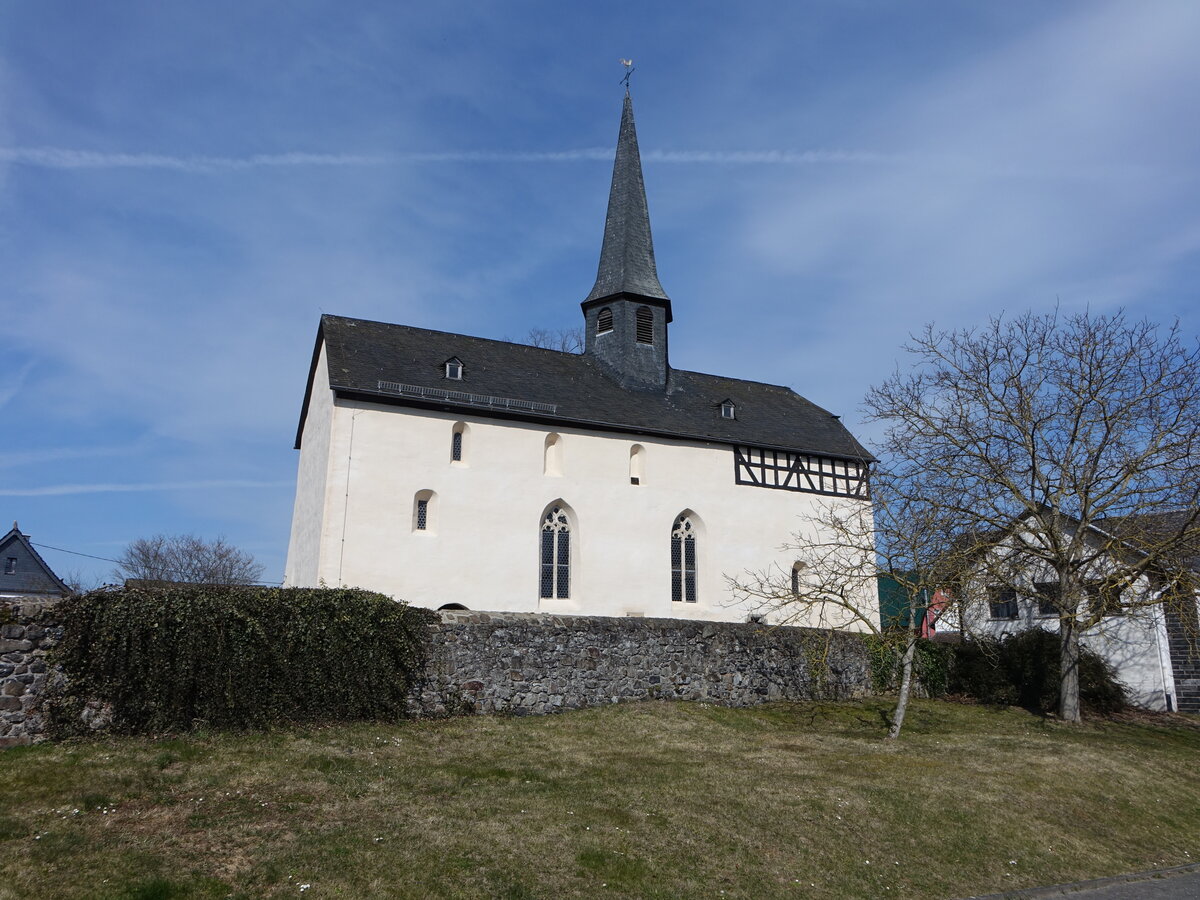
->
{"left": 966, "top": 864, "right": 1200, "bottom": 899}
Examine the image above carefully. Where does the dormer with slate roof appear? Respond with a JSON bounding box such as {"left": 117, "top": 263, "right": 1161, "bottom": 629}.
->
{"left": 581, "top": 91, "right": 672, "bottom": 392}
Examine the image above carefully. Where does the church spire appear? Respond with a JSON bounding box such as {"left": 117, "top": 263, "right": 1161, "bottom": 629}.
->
{"left": 583, "top": 92, "right": 671, "bottom": 316}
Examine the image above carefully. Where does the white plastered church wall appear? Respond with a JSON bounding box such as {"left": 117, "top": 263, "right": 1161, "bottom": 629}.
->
{"left": 283, "top": 342, "right": 334, "bottom": 588}
{"left": 285, "top": 382, "right": 876, "bottom": 629}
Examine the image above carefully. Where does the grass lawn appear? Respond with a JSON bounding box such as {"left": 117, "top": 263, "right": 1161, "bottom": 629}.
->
{"left": 1, "top": 699, "right": 1197, "bottom": 899}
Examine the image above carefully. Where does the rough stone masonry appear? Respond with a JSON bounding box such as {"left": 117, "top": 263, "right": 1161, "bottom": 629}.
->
{"left": 2, "top": 605, "right": 876, "bottom": 745}
{"left": 408, "top": 610, "right": 873, "bottom": 716}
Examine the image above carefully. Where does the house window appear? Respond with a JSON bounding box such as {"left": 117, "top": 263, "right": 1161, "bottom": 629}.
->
{"left": 671, "top": 513, "right": 698, "bottom": 603}
{"left": 988, "top": 587, "right": 1018, "bottom": 620}
{"left": 721, "top": 400, "right": 736, "bottom": 420}
{"left": 444, "top": 358, "right": 463, "bottom": 380}
{"left": 540, "top": 506, "right": 571, "bottom": 599}
{"left": 1033, "top": 582, "right": 1059, "bottom": 617}
{"left": 597, "top": 307, "right": 613, "bottom": 334}
{"left": 413, "top": 490, "right": 436, "bottom": 533}
{"left": 1089, "top": 582, "right": 1123, "bottom": 618}
{"left": 3, "top": 558, "right": 14, "bottom": 575}
{"left": 635, "top": 307, "right": 653, "bottom": 344}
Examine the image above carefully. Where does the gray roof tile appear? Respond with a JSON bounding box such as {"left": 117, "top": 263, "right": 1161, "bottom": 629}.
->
{"left": 300, "top": 314, "right": 873, "bottom": 462}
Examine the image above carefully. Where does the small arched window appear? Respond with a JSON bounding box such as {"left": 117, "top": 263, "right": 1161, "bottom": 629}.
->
{"left": 540, "top": 505, "right": 571, "bottom": 599}
{"left": 629, "top": 444, "right": 645, "bottom": 485}
{"left": 791, "top": 561, "right": 807, "bottom": 598}
{"left": 544, "top": 433, "right": 563, "bottom": 477}
{"left": 635, "top": 307, "right": 654, "bottom": 344}
{"left": 413, "top": 490, "right": 437, "bottom": 533}
{"left": 671, "top": 513, "right": 698, "bottom": 603}
{"left": 597, "top": 307, "right": 613, "bottom": 334}
{"left": 451, "top": 422, "right": 468, "bottom": 464}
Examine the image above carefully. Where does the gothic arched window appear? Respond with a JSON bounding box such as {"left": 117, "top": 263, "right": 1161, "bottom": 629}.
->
{"left": 671, "top": 513, "right": 697, "bottom": 603}
{"left": 540, "top": 505, "right": 571, "bottom": 599}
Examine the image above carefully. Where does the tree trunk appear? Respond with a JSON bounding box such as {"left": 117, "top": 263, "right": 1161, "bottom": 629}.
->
{"left": 1059, "top": 620, "right": 1082, "bottom": 723}
{"left": 887, "top": 614, "right": 920, "bottom": 741}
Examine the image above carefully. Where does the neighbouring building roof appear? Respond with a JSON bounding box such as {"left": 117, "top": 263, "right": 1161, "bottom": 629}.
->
{"left": 298, "top": 314, "right": 873, "bottom": 461}
{"left": 0, "top": 522, "right": 71, "bottom": 599}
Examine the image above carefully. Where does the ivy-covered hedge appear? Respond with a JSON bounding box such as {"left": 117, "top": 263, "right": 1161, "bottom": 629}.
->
{"left": 50, "top": 585, "right": 436, "bottom": 735}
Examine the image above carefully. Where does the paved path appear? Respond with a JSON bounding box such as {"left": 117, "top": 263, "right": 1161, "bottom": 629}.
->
{"left": 966, "top": 863, "right": 1200, "bottom": 899}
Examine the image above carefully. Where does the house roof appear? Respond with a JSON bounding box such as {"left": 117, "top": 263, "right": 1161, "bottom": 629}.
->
{"left": 298, "top": 314, "right": 873, "bottom": 462}
{"left": 582, "top": 92, "right": 671, "bottom": 315}
{"left": 0, "top": 522, "right": 71, "bottom": 598}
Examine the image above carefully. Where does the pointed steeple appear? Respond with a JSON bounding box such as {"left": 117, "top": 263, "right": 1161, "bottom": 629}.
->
{"left": 584, "top": 92, "right": 671, "bottom": 316}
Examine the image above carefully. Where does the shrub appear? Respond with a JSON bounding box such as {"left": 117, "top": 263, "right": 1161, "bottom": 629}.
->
{"left": 50, "top": 585, "right": 435, "bottom": 735}
{"left": 945, "top": 630, "right": 1127, "bottom": 715}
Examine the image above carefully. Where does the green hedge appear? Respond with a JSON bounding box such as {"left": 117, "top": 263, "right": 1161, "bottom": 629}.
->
{"left": 50, "top": 585, "right": 435, "bottom": 735}
{"left": 945, "top": 630, "right": 1127, "bottom": 715}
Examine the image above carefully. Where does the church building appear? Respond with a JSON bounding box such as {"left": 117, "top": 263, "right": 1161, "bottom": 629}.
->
{"left": 283, "top": 91, "right": 875, "bottom": 624}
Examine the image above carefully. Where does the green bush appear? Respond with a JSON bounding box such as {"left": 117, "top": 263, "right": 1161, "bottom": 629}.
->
{"left": 50, "top": 585, "right": 435, "bottom": 735}
{"left": 945, "top": 630, "right": 1127, "bottom": 715}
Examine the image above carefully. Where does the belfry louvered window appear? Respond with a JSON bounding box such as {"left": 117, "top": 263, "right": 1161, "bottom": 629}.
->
{"left": 597, "top": 307, "right": 613, "bottom": 334}
{"left": 671, "top": 513, "right": 697, "bottom": 603}
{"left": 539, "top": 506, "right": 571, "bottom": 599}
{"left": 635, "top": 307, "right": 653, "bottom": 344}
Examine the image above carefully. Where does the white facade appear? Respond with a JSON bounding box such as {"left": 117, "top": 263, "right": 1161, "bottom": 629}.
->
{"left": 284, "top": 342, "right": 875, "bottom": 627}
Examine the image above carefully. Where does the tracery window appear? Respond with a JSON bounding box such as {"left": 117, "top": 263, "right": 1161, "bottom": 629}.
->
{"left": 540, "top": 506, "right": 571, "bottom": 599}
{"left": 671, "top": 513, "right": 698, "bottom": 603}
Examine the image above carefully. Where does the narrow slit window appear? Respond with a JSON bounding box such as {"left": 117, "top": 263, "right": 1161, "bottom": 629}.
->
{"left": 635, "top": 307, "right": 653, "bottom": 344}
{"left": 451, "top": 430, "right": 463, "bottom": 461}
{"left": 4, "top": 557, "right": 14, "bottom": 575}
{"left": 597, "top": 307, "right": 613, "bottom": 334}
{"left": 413, "top": 490, "right": 436, "bottom": 533}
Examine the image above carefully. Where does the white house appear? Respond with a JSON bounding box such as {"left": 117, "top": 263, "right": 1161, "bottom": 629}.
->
{"left": 283, "top": 91, "right": 876, "bottom": 626}
{"left": 935, "top": 510, "right": 1200, "bottom": 712}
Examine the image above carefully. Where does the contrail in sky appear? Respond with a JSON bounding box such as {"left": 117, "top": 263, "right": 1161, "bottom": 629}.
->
{"left": 0, "top": 146, "right": 894, "bottom": 172}
{"left": 0, "top": 479, "right": 293, "bottom": 497}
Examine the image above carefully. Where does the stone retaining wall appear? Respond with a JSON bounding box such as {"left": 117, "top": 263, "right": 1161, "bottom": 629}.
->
{"left": 0, "top": 605, "right": 64, "bottom": 748}
{"left": 409, "top": 610, "right": 873, "bottom": 716}
{"left": 1, "top": 606, "right": 876, "bottom": 745}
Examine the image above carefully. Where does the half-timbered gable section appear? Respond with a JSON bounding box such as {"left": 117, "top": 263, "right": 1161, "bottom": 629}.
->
{"left": 734, "top": 446, "right": 869, "bottom": 499}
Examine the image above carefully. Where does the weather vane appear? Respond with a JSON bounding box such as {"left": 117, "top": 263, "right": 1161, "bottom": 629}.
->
{"left": 619, "top": 58, "right": 634, "bottom": 93}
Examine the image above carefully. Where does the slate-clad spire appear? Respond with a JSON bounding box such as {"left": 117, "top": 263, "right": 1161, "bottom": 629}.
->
{"left": 584, "top": 93, "right": 671, "bottom": 312}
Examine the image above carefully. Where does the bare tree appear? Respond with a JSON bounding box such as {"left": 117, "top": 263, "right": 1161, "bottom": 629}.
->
{"left": 865, "top": 309, "right": 1200, "bottom": 722}
{"left": 732, "top": 480, "right": 964, "bottom": 740}
{"left": 521, "top": 327, "right": 584, "bottom": 354}
{"left": 113, "top": 534, "right": 265, "bottom": 586}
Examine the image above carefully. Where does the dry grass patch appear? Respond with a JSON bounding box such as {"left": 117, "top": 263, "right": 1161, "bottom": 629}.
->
{"left": 0, "top": 699, "right": 1197, "bottom": 899}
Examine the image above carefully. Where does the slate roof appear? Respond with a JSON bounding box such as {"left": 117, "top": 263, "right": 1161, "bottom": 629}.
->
{"left": 299, "top": 314, "right": 873, "bottom": 462}
{"left": 583, "top": 92, "right": 671, "bottom": 314}
{"left": 0, "top": 523, "right": 71, "bottom": 598}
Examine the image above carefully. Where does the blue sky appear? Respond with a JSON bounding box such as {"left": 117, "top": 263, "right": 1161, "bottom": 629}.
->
{"left": 2, "top": 1, "right": 1198, "bottom": 587}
